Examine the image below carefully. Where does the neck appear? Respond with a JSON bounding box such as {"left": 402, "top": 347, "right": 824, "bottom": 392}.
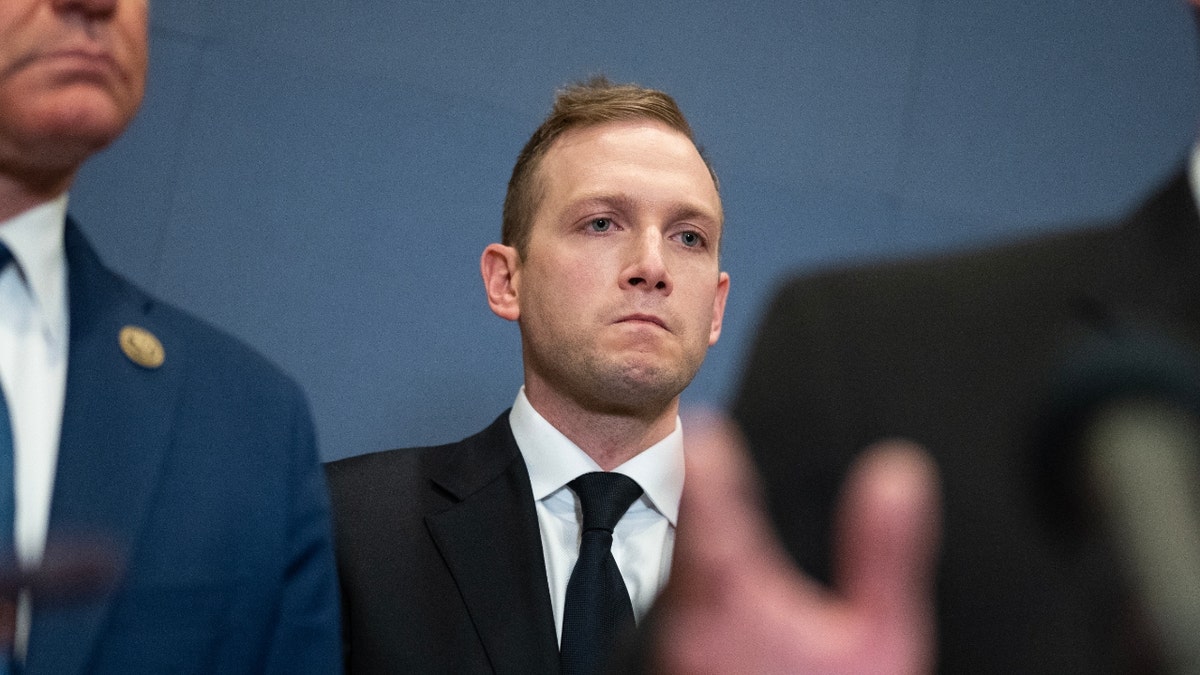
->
{"left": 523, "top": 381, "right": 679, "bottom": 471}
{"left": 0, "top": 170, "right": 73, "bottom": 223}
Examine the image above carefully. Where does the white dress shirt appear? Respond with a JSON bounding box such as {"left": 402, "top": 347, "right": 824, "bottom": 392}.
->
{"left": 0, "top": 194, "right": 70, "bottom": 655}
{"left": 509, "top": 387, "right": 684, "bottom": 644}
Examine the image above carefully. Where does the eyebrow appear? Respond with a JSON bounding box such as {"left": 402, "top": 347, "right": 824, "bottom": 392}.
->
{"left": 570, "top": 194, "right": 722, "bottom": 225}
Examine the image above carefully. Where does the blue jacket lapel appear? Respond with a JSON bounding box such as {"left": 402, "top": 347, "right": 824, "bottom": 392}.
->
{"left": 24, "top": 220, "right": 182, "bottom": 675}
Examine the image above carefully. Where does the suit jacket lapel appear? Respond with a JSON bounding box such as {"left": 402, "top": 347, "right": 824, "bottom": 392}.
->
{"left": 24, "top": 221, "right": 182, "bottom": 675}
{"left": 1112, "top": 169, "right": 1200, "bottom": 335}
{"left": 425, "top": 415, "right": 560, "bottom": 674}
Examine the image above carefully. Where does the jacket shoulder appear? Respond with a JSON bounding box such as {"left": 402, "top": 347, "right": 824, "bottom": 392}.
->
{"left": 325, "top": 411, "right": 517, "bottom": 506}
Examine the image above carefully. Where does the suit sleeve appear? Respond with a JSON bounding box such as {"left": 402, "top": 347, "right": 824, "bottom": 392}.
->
{"left": 262, "top": 390, "right": 344, "bottom": 673}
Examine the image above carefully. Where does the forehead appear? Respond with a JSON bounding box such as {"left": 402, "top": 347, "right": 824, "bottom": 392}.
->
{"left": 533, "top": 120, "right": 723, "bottom": 226}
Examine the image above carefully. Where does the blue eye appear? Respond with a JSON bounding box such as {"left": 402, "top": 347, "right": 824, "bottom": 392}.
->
{"left": 679, "top": 231, "right": 702, "bottom": 248}
{"left": 589, "top": 218, "right": 612, "bottom": 232}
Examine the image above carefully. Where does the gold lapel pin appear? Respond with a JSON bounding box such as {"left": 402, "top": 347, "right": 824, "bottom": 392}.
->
{"left": 119, "top": 325, "right": 165, "bottom": 369}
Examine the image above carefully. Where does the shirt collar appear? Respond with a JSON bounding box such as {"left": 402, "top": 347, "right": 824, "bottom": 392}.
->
{"left": 0, "top": 194, "right": 69, "bottom": 348}
{"left": 509, "top": 387, "right": 685, "bottom": 526}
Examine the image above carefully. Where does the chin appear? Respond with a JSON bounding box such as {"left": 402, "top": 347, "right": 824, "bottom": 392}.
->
{"left": 50, "top": 111, "right": 129, "bottom": 145}
{"left": 27, "top": 118, "right": 129, "bottom": 172}
{"left": 20, "top": 129, "right": 118, "bottom": 176}
{"left": 33, "top": 85, "right": 137, "bottom": 143}
{"left": 593, "top": 363, "right": 694, "bottom": 411}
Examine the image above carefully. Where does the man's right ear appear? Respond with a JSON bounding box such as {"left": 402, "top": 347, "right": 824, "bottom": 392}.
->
{"left": 480, "top": 243, "right": 521, "bottom": 322}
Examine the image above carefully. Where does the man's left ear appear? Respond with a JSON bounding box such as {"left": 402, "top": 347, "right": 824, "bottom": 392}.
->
{"left": 481, "top": 243, "right": 522, "bottom": 322}
{"left": 708, "top": 271, "right": 730, "bottom": 346}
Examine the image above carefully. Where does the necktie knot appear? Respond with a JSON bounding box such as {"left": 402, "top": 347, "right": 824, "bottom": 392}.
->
{"left": 568, "top": 471, "right": 643, "bottom": 533}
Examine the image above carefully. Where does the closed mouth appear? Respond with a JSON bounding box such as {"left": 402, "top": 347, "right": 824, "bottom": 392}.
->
{"left": 618, "top": 314, "right": 669, "bottom": 331}
{"left": 13, "top": 48, "right": 120, "bottom": 79}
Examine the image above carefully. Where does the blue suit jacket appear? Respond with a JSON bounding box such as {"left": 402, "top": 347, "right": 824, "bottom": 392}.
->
{"left": 20, "top": 220, "right": 342, "bottom": 673}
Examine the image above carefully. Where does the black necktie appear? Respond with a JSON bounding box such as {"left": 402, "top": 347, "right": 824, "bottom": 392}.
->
{"left": 560, "top": 471, "right": 643, "bottom": 675}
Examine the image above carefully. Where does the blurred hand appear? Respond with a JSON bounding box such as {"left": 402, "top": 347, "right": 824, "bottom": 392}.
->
{"left": 647, "top": 411, "right": 941, "bottom": 674}
{"left": 0, "top": 538, "right": 122, "bottom": 648}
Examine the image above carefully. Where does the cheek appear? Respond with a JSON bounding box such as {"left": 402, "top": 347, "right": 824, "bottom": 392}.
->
{"left": 0, "top": 72, "right": 63, "bottom": 135}
{"left": 543, "top": 251, "right": 610, "bottom": 294}
{"left": 562, "top": 263, "right": 605, "bottom": 291}
{"left": 0, "top": 29, "right": 32, "bottom": 104}
{"left": 0, "top": 7, "right": 26, "bottom": 53}
{"left": 118, "top": 18, "right": 150, "bottom": 105}
{"left": 683, "top": 287, "right": 722, "bottom": 338}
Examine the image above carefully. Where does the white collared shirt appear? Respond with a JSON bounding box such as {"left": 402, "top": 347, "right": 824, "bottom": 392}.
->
{"left": 509, "top": 387, "right": 684, "bottom": 644}
{"left": 0, "top": 195, "right": 69, "bottom": 570}
{"left": 0, "top": 195, "right": 70, "bottom": 657}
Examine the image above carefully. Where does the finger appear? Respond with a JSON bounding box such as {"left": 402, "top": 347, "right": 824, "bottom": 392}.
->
{"left": 833, "top": 439, "right": 941, "bottom": 666}
{"left": 675, "top": 410, "right": 776, "bottom": 576}
{"left": 0, "top": 538, "right": 121, "bottom": 599}
{"left": 649, "top": 410, "right": 827, "bottom": 674}
{"left": 671, "top": 409, "right": 821, "bottom": 603}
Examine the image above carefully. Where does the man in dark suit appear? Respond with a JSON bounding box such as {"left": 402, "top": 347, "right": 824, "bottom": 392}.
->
{"left": 731, "top": 11, "right": 1200, "bottom": 672}
{"left": 0, "top": 0, "right": 341, "bottom": 672}
{"left": 328, "top": 77, "right": 732, "bottom": 675}
{"left": 328, "top": 78, "right": 942, "bottom": 675}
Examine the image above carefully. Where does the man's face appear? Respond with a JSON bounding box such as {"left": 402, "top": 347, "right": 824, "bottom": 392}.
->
{"left": 0, "top": 0, "right": 148, "bottom": 178}
{"left": 508, "top": 120, "right": 730, "bottom": 416}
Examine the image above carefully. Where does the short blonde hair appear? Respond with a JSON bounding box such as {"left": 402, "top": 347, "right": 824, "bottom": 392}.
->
{"left": 501, "top": 76, "right": 717, "bottom": 255}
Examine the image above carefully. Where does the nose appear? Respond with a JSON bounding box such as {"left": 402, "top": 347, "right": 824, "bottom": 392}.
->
{"left": 52, "top": 0, "right": 118, "bottom": 18}
{"left": 621, "top": 229, "right": 672, "bottom": 295}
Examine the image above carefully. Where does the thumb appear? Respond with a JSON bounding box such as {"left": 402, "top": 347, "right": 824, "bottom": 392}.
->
{"left": 834, "top": 439, "right": 941, "bottom": 671}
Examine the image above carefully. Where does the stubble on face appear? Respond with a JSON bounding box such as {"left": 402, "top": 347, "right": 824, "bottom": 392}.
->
{"left": 514, "top": 120, "right": 727, "bottom": 423}
{"left": 521, "top": 296, "right": 703, "bottom": 419}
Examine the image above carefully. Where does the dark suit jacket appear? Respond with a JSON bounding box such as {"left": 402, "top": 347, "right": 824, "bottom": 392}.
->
{"left": 733, "top": 170, "right": 1200, "bottom": 674}
{"left": 22, "top": 220, "right": 343, "bottom": 674}
{"left": 326, "top": 412, "right": 561, "bottom": 675}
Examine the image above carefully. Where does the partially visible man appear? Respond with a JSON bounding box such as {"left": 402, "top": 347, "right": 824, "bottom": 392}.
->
{"left": 0, "top": 0, "right": 341, "bottom": 672}
{"left": 327, "top": 77, "right": 940, "bottom": 675}
{"left": 732, "top": 2, "right": 1200, "bottom": 673}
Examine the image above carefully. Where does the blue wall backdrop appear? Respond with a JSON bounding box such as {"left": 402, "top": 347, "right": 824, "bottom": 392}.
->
{"left": 69, "top": 1, "right": 1200, "bottom": 461}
